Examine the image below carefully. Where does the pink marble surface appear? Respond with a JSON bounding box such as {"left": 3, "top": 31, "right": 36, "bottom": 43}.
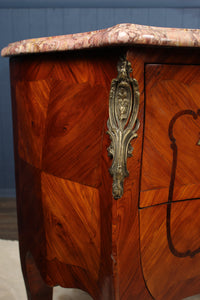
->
{"left": 2, "top": 23, "right": 200, "bottom": 57}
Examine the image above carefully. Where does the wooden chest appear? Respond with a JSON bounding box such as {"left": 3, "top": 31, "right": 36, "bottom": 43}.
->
{"left": 2, "top": 23, "right": 200, "bottom": 299}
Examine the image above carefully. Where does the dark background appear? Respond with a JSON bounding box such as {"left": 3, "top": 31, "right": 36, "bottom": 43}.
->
{"left": 1, "top": 0, "right": 200, "bottom": 197}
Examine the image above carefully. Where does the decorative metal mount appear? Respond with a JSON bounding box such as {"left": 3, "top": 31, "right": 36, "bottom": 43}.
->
{"left": 107, "top": 56, "right": 140, "bottom": 199}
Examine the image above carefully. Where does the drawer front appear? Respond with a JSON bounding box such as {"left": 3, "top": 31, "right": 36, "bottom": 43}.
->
{"left": 140, "top": 199, "right": 200, "bottom": 300}
{"left": 140, "top": 64, "right": 200, "bottom": 207}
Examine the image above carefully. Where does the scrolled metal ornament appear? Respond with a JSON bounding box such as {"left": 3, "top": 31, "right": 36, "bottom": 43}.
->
{"left": 107, "top": 57, "right": 140, "bottom": 199}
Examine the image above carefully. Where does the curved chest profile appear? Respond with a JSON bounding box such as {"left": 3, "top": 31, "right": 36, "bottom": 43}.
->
{"left": 2, "top": 23, "right": 200, "bottom": 300}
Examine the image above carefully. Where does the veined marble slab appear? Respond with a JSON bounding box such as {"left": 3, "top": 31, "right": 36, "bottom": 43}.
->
{"left": 2, "top": 23, "right": 200, "bottom": 57}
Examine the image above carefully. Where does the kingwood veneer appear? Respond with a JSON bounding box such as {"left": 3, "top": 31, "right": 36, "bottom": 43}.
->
{"left": 2, "top": 23, "right": 200, "bottom": 299}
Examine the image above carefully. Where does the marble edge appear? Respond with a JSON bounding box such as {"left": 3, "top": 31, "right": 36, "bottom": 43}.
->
{"left": 2, "top": 23, "right": 200, "bottom": 57}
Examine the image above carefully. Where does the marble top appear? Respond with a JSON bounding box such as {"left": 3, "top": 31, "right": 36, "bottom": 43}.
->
{"left": 2, "top": 23, "right": 200, "bottom": 57}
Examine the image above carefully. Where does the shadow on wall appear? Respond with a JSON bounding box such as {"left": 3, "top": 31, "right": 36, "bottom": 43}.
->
{"left": 0, "top": 58, "right": 15, "bottom": 196}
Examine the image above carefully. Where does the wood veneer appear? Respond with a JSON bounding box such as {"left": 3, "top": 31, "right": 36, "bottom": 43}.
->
{"left": 141, "top": 64, "right": 200, "bottom": 207}
{"left": 9, "top": 46, "right": 200, "bottom": 299}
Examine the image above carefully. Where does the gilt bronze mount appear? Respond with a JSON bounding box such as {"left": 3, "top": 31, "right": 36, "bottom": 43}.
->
{"left": 107, "top": 57, "right": 140, "bottom": 199}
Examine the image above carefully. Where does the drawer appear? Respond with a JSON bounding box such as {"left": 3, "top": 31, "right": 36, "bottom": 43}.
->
{"left": 140, "top": 64, "right": 200, "bottom": 207}
{"left": 140, "top": 198, "right": 200, "bottom": 300}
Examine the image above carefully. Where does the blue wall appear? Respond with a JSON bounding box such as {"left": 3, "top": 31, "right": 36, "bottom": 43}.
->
{"left": 1, "top": 5, "right": 200, "bottom": 197}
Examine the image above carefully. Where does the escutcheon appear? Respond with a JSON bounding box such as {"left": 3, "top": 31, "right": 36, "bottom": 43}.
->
{"left": 107, "top": 56, "right": 140, "bottom": 199}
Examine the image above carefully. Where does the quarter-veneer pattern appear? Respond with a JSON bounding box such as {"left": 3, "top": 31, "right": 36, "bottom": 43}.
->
{"left": 10, "top": 46, "right": 200, "bottom": 300}
{"left": 11, "top": 49, "right": 120, "bottom": 300}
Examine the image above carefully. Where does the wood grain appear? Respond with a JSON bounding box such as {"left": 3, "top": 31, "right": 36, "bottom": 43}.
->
{"left": 112, "top": 49, "right": 153, "bottom": 300}
{"left": 42, "top": 79, "right": 107, "bottom": 187}
{"left": 9, "top": 46, "right": 200, "bottom": 299}
{"left": 41, "top": 172, "right": 101, "bottom": 281}
{"left": 140, "top": 64, "right": 200, "bottom": 207}
{"left": 140, "top": 200, "right": 200, "bottom": 300}
{"left": 16, "top": 79, "right": 50, "bottom": 168}
{"left": 10, "top": 49, "right": 120, "bottom": 300}
{"left": 113, "top": 47, "right": 200, "bottom": 300}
